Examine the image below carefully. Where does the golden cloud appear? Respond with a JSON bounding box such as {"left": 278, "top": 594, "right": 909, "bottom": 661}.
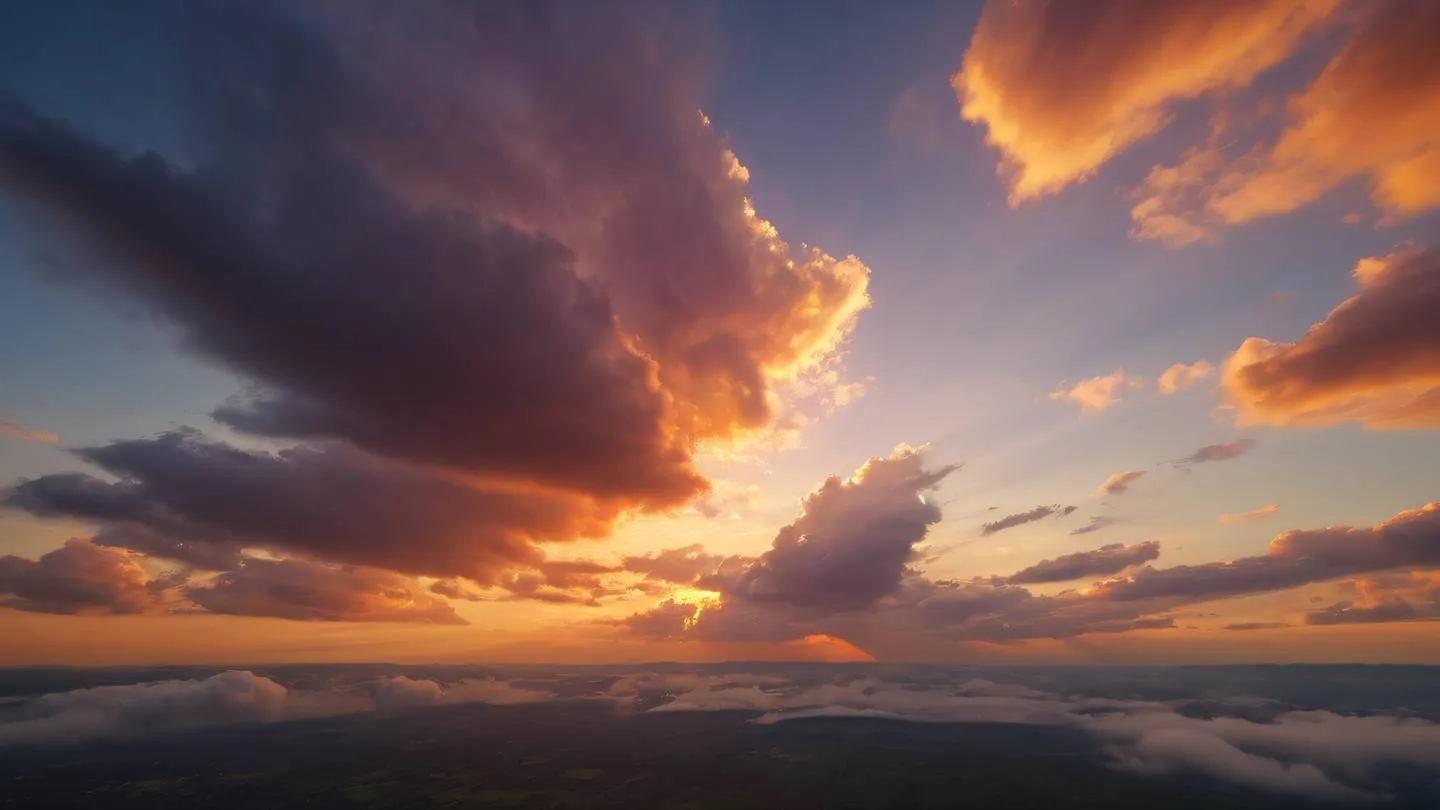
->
{"left": 1222, "top": 246, "right": 1440, "bottom": 428}
{"left": 954, "top": 0, "right": 1341, "bottom": 203}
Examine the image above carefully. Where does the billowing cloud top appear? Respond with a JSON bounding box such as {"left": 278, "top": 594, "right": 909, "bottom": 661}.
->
{"left": 0, "top": 0, "right": 874, "bottom": 609}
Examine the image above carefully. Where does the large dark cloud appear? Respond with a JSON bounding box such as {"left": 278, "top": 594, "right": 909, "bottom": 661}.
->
{"left": 0, "top": 0, "right": 871, "bottom": 599}
{"left": 0, "top": 539, "right": 158, "bottom": 616}
{"left": 1006, "top": 541, "right": 1160, "bottom": 585}
{"left": 6, "top": 431, "right": 611, "bottom": 580}
{"left": 725, "top": 447, "right": 958, "bottom": 612}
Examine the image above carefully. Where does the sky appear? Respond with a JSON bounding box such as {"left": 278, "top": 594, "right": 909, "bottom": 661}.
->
{"left": 1, "top": 0, "right": 1438, "bottom": 666}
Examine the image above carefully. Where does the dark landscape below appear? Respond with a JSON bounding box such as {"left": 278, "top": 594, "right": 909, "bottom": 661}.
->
{"left": 2, "top": 664, "right": 1437, "bottom": 809}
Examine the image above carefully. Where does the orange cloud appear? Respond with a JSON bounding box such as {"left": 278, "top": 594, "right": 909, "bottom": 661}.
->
{"left": 953, "top": 0, "right": 1342, "bottom": 203}
{"left": 1095, "top": 470, "right": 1146, "bottom": 497}
{"left": 1051, "top": 370, "right": 1137, "bottom": 412}
{"left": 1222, "top": 246, "right": 1440, "bottom": 428}
{"left": 782, "top": 634, "right": 876, "bottom": 663}
{"left": 1220, "top": 504, "right": 1281, "bottom": 524}
{"left": 1134, "top": 2, "right": 1440, "bottom": 241}
{"left": 1157, "top": 360, "right": 1215, "bottom": 394}
{"left": 0, "top": 418, "right": 58, "bottom": 444}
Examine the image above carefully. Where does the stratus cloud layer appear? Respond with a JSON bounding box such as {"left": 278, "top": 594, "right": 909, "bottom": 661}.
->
{"left": 0, "top": 1, "right": 871, "bottom": 615}
{"left": 953, "top": 0, "right": 1342, "bottom": 202}
{"left": 1134, "top": 1, "right": 1440, "bottom": 241}
{"left": 0, "top": 670, "right": 556, "bottom": 747}
{"left": 1223, "top": 246, "right": 1440, "bottom": 428}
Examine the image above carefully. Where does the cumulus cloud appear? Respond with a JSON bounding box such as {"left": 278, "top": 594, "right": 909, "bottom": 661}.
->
{"left": 1220, "top": 504, "right": 1280, "bottom": 524}
{"left": 185, "top": 558, "right": 465, "bottom": 625}
{"left": 620, "top": 544, "right": 734, "bottom": 586}
{"left": 952, "top": 0, "right": 1342, "bottom": 202}
{"left": 0, "top": 670, "right": 557, "bottom": 747}
{"left": 1050, "top": 370, "right": 1136, "bottom": 413}
{"left": 0, "top": 539, "right": 159, "bottom": 615}
{"left": 1135, "top": 2, "right": 1440, "bottom": 239}
{"left": 1222, "top": 246, "right": 1440, "bottom": 428}
{"left": 1172, "top": 438, "right": 1255, "bottom": 467}
{"left": 981, "top": 504, "right": 1076, "bottom": 536}
{"left": 1006, "top": 541, "right": 1161, "bottom": 585}
{"left": 725, "top": 446, "right": 958, "bottom": 611}
{"left": 0, "top": 1, "right": 871, "bottom": 597}
{"left": 0, "top": 417, "right": 58, "bottom": 444}
{"left": 1157, "top": 360, "right": 1215, "bottom": 394}
{"left": 1070, "top": 516, "right": 1120, "bottom": 536}
{"left": 1094, "top": 470, "right": 1146, "bottom": 497}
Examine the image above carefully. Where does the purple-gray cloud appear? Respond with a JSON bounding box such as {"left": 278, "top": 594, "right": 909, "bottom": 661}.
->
{"left": 1006, "top": 541, "right": 1161, "bottom": 585}
{"left": 981, "top": 504, "right": 1077, "bottom": 536}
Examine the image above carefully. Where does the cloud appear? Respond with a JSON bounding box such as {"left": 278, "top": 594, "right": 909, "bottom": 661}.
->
{"left": 0, "top": 417, "right": 58, "bottom": 444}
{"left": 727, "top": 446, "right": 958, "bottom": 611}
{"left": 981, "top": 504, "right": 1076, "bottom": 536}
{"left": 1095, "top": 470, "right": 1146, "bottom": 497}
{"left": 636, "top": 669, "right": 1438, "bottom": 801}
{"left": 1173, "top": 438, "right": 1255, "bottom": 466}
{"left": 1050, "top": 370, "right": 1136, "bottom": 413}
{"left": 0, "top": 1, "right": 869, "bottom": 546}
{"left": 1151, "top": 2, "right": 1440, "bottom": 239}
{"left": 1157, "top": 360, "right": 1215, "bottom": 394}
{"left": 1071, "top": 516, "right": 1120, "bottom": 536}
{"left": 1098, "top": 502, "right": 1440, "bottom": 602}
{"left": 952, "top": 0, "right": 1342, "bottom": 202}
{"left": 1220, "top": 504, "right": 1280, "bottom": 524}
{"left": 620, "top": 544, "right": 735, "bottom": 585}
{"left": 5, "top": 431, "right": 611, "bottom": 580}
{"left": 1306, "top": 572, "right": 1440, "bottom": 626}
{"left": 0, "top": 539, "right": 158, "bottom": 615}
{"left": 1222, "top": 245, "right": 1440, "bottom": 428}
{"left": 1006, "top": 541, "right": 1161, "bottom": 585}
{"left": 0, "top": 670, "right": 557, "bottom": 747}
{"left": 185, "top": 558, "right": 465, "bottom": 625}
{"left": 1223, "top": 621, "right": 1290, "bottom": 631}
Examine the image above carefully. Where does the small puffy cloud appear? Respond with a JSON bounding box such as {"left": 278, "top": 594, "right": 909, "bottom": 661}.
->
{"left": 952, "top": 0, "right": 1342, "bottom": 202}
{"left": 375, "top": 675, "right": 555, "bottom": 711}
{"left": 1071, "top": 516, "right": 1120, "bottom": 536}
{"left": 1157, "top": 360, "right": 1214, "bottom": 394}
{"left": 0, "top": 417, "right": 58, "bottom": 444}
{"left": 0, "top": 539, "right": 158, "bottom": 615}
{"left": 1220, "top": 504, "right": 1280, "bottom": 525}
{"left": 1050, "top": 370, "right": 1136, "bottom": 413}
{"left": 728, "top": 446, "right": 958, "bottom": 611}
{"left": 1006, "top": 541, "right": 1161, "bottom": 585}
{"left": 185, "top": 558, "right": 466, "bottom": 625}
{"left": 1222, "top": 246, "right": 1440, "bottom": 429}
{"left": 1095, "top": 470, "right": 1146, "bottom": 497}
{"left": 1173, "top": 438, "right": 1255, "bottom": 467}
{"left": 981, "top": 504, "right": 1076, "bottom": 536}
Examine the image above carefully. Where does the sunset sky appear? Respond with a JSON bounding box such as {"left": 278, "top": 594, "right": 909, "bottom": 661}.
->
{"left": 2, "top": 0, "right": 1438, "bottom": 666}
